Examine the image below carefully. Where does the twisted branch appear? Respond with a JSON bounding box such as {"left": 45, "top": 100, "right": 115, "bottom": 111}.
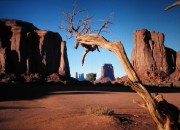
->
{"left": 76, "top": 34, "right": 179, "bottom": 130}
{"left": 164, "top": 1, "right": 180, "bottom": 11}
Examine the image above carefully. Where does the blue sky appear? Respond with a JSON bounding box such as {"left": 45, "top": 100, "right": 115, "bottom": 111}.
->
{"left": 0, "top": 0, "right": 180, "bottom": 78}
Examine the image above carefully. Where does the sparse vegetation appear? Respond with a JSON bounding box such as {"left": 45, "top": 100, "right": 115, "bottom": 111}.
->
{"left": 86, "top": 73, "right": 96, "bottom": 82}
{"left": 85, "top": 106, "right": 114, "bottom": 116}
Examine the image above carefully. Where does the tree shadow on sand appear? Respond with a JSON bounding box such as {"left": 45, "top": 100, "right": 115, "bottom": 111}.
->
{"left": 113, "top": 114, "right": 135, "bottom": 125}
{"left": 0, "top": 106, "right": 45, "bottom": 110}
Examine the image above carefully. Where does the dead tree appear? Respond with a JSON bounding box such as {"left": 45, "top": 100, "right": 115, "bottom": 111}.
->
{"left": 164, "top": 1, "right": 180, "bottom": 11}
{"left": 60, "top": 8, "right": 179, "bottom": 130}
{"left": 60, "top": 5, "right": 111, "bottom": 65}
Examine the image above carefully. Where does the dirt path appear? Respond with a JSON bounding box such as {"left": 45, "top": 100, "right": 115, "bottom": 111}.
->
{"left": 0, "top": 89, "right": 179, "bottom": 130}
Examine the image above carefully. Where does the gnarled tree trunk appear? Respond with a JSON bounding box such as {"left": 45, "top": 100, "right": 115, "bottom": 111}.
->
{"left": 76, "top": 34, "right": 179, "bottom": 130}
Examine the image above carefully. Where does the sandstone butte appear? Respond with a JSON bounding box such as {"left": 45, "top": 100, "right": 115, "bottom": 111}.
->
{"left": 95, "top": 64, "right": 115, "bottom": 84}
{"left": 0, "top": 20, "right": 179, "bottom": 86}
{"left": 0, "top": 19, "right": 70, "bottom": 82}
{"left": 131, "top": 28, "right": 180, "bottom": 86}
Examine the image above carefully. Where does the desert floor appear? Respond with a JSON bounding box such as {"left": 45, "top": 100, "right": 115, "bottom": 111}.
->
{"left": 0, "top": 84, "right": 180, "bottom": 130}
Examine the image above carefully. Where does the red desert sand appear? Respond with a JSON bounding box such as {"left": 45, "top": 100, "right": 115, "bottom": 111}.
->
{"left": 0, "top": 86, "right": 179, "bottom": 130}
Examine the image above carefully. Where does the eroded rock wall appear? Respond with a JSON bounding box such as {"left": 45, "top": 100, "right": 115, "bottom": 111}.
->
{"left": 131, "top": 29, "right": 179, "bottom": 85}
{"left": 176, "top": 52, "right": 180, "bottom": 71}
{"left": 59, "top": 41, "right": 70, "bottom": 77}
{"left": 0, "top": 19, "right": 70, "bottom": 78}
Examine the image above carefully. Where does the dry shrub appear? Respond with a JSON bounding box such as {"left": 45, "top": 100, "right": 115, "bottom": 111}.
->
{"left": 86, "top": 106, "right": 114, "bottom": 116}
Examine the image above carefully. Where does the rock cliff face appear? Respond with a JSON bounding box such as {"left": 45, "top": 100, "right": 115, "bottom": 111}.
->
{"left": 0, "top": 19, "right": 70, "bottom": 79}
{"left": 176, "top": 52, "right": 180, "bottom": 71}
{"left": 131, "top": 29, "right": 179, "bottom": 85}
{"left": 59, "top": 41, "right": 70, "bottom": 76}
{"left": 95, "top": 64, "right": 115, "bottom": 84}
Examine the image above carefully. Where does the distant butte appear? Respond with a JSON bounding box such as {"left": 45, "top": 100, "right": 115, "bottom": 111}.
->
{"left": 95, "top": 64, "right": 115, "bottom": 84}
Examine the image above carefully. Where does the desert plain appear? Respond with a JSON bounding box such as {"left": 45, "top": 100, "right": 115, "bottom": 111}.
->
{"left": 0, "top": 84, "right": 179, "bottom": 130}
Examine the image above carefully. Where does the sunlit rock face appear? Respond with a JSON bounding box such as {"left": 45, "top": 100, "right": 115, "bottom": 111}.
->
{"left": 0, "top": 19, "right": 70, "bottom": 77}
{"left": 59, "top": 41, "right": 70, "bottom": 77}
{"left": 176, "top": 52, "right": 180, "bottom": 71}
{"left": 131, "top": 29, "right": 179, "bottom": 85}
{"left": 171, "top": 52, "right": 180, "bottom": 82}
{"left": 95, "top": 64, "right": 115, "bottom": 84}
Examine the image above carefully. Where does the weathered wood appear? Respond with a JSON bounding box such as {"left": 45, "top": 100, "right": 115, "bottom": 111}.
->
{"left": 164, "top": 1, "right": 180, "bottom": 11}
{"left": 76, "top": 34, "right": 139, "bottom": 82}
{"left": 76, "top": 34, "right": 179, "bottom": 130}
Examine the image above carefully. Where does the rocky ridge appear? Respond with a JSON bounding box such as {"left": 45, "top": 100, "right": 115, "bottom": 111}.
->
{"left": 0, "top": 19, "right": 70, "bottom": 82}
{"left": 131, "top": 29, "right": 179, "bottom": 86}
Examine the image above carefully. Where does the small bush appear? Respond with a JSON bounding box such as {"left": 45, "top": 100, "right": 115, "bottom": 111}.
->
{"left": 85, "top": 106, "right": 114, "bottom": 116}
{"left": 86, "top": 73, "right": 96, "bottom": 82}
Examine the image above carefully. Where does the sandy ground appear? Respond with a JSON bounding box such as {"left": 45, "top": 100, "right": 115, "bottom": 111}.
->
{"left": 0, "top": 84, "right": 179, "bottom": 130}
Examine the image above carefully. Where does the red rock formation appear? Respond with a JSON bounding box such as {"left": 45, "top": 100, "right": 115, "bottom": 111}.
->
{"left": 59, "top": 41, "right": 70, "bottom": 77}
{"left": 95, "top": 64, "right": 115, "bottom": 84}
{"left": 131, "top": 29, "right": 155, "bottom": 76}
{"left": 10, "top": 26, "right": 21, "bottom": 62}
{"left": 0, "top": 48, "right": 5, "bottom": 73}
{"left": 0, "top": 19, "right": 37, "bottom": 74}
{"left": 176, "top": 51, "right": 180, "bottom": 71}
{"left": 113, "top": 76, "right": 128, "bottom": 84}
{"left": 171, "top": 51, "right": 180, "bottom": 81}
{"left": 131, "top": 29, "right": 179, "bottom": 86}
{"left": 34, "top": 30, "right": 47, "bottom": 56}
{"left": 0, "top": 19, "right": 70, "bottom": 79}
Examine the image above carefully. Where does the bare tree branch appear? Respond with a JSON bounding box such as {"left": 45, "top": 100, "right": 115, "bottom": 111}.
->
{"left": 133, "top": 99, "right": 147, "bottom": 109}
{"left": 60, "top": 8, "right": 112, "bottom": 65}
{"left": 76, "top": 34, "right": 179, "bottom": 129}
{"left": 82, "top": 49, "right": 89, "bottom": 66}
{"left": 60, "top": 3, "right": 179, "bottom": 129}
{"left": 97, "top": 18, "right": 112, "bottom": 35}
{"left": 164, "top": 1, "right": 180, "bottom": 11}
